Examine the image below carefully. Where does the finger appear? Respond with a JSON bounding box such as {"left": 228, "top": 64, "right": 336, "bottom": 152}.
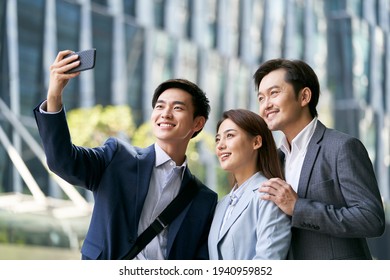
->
{"left": 260, "top": 193, "right": 274, "bottom": 201}
{"left": 59, "top": 55, "right": 80, "bottom": 71}
{"left": 51, "top": 60, "right": 81, "bottom": 75}
{"left": 259, "top": 185, "right": 276, "bottom": 195}
{"left": 267, "top": 177, "right": 287, "bottom": 186}
{"left": 63, "top": 52, "right": 79, "bottom": 62}
{"left": 62, "top": 60, "right": 81, "bottom": 74}
{"left": 261, "top": 180, "right": 283, "bottom": 190}
{"left": 267, "top": 178, "right": 294, "bottom": 192}
{"left": 55, "top": 50, "right": 80, "bottom": 69}
{"left": 56, "top": 50, "right": 73, "bottom": 61}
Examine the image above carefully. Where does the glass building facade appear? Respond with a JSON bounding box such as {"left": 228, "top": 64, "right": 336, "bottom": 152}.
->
{"left": 0, "top": 0, "right": 389, "bottom": 259}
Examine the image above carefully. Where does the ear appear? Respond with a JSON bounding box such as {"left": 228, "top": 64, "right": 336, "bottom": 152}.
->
{"left": 300, "top": 87, "right": 312, "bottom": 107}
{"left": 253, "top": 135, "right": 262, "bottom": 150}
{"left": 193, "top": 116, "right": 206, "bottom": 133}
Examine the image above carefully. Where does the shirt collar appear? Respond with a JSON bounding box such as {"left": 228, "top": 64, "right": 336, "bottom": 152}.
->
{"left": 280, "top": 117, "right": 318, "bottom": 155}
{"left": 229, "top": 172, "right": 259, "bottom": 205}
{"left": 154, "top": 143, "right": 187, "bottom": 174}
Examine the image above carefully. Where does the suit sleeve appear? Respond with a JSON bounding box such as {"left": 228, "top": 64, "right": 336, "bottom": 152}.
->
{"left": 255, "top": 199, "right": 291, "bottom": 259}
{"left": 292, "top": 137, "right": 385, "bottom": 238}
{"left": 33, "top": 102, "right": 117, "bottom": 190}
{"left": 194, "top": 189, "right": 218, "bottom": 260}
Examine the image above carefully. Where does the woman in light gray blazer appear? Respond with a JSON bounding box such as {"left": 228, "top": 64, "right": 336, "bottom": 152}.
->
{"left": 208, "top": 109, "right": 291, "bottom": 260}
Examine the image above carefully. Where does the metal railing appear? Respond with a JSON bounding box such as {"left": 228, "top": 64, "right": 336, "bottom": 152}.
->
{"left": 0, "top": 98, "right": 91, "bottom": 218}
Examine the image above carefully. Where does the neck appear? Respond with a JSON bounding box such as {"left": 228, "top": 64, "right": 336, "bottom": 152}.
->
{"left": 233, "top": 167, "right": 258, "bottom": 188}
{"left": 156, "top": 140, "right": 188, "bottom": 166}
{"left": 284, "top": 116, "right": 314, "bottom": 145}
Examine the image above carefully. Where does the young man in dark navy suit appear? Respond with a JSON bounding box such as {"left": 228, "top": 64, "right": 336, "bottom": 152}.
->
{"left": 34, "top": 50, "right": 217, "bottom": 260}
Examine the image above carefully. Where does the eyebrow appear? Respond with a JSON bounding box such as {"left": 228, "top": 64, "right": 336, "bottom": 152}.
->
{"left": 216, "top": 128, "right": 237, "bottom": 137}
{"left": 257, "top": 85, "right": 281, "bottom": 96}
{"left": 156, "top": 100, "right": 187, "bottom": 106}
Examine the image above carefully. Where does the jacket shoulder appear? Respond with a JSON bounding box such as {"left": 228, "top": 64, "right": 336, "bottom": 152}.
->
{"left": 316, "top": 122, "right": 363, "bottom": 148}
{"left": 192, "top": 177, "right": 218, "bottom": 201}
{"left": 104, "top": 137, "right": 151, "bottom": 157}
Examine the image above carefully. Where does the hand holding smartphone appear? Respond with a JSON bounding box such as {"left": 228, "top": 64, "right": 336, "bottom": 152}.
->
{"left": 64, "top": 48, "right": 96, "bottom": 74}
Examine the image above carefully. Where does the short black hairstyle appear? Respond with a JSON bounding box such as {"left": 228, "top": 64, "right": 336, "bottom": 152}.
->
{"left": 152, "top": 78, "right": 210, "bottom": 138}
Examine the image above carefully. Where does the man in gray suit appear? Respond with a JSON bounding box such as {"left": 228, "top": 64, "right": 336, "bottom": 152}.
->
{"left": 253, "top": 58, "right": 385, "bottom": 259}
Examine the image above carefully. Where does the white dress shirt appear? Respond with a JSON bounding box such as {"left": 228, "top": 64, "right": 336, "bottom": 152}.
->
{"left": 219, "top": 182, "right": 246, "bottom": 237}
{"left": 280, "top": 118, "right": 317, "bottom": 192}
{"left": 135, "top": 143, "right": 186, "bottom": 260}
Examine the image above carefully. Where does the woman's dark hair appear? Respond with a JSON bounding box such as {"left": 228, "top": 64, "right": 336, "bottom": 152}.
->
{"left": 216, "top": 109, "right": 284, "bottom": 180}
{"left": 253, "top": 58, "right": 320, "bottom": 118}
{"left": 152, "top": 78, "right": 210, "bottom": 138}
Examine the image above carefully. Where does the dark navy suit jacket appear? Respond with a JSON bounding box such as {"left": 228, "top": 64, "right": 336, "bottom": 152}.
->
{"left": 33, "top": 103, "right": 217, "bottom": 260}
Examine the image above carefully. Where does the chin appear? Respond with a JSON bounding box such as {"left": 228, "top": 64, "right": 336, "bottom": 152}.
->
{"left": 220, "top": 164, "right": 232, "bottom": 172}
{"left": 266, "top": 122, "right": 278, "bottom": 131}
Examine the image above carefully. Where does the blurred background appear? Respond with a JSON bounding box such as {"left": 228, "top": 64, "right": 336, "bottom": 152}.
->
{"left": 0, "top": 0, "right": 389, "bottom": 259}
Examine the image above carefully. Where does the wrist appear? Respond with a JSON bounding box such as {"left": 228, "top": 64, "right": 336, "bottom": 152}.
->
{"left": 46, "top": 95, "right": 63, "bottom": 112}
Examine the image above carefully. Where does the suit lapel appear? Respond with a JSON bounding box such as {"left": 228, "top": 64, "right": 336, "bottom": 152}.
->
{"left": 218, "top": 173, "right": 266, "bottom": 241}
{"left": 297, "top": 121, "right": 326, "bottom": 197}
{"left": 213, "top": 196, "right": 231, "bottom": 241}
{"left": 136, "top": 145, "right": 155, "bottom": 222}
{"left": 218, "top": 188, "right": 253, "bottom": 241}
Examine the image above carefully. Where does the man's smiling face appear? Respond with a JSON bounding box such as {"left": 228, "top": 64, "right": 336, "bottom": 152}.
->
{"left": 257, "top": 68, "right": 302, "bottom": 134}
{"left": 151, "top": 88, "right": 199, "bottom": 145}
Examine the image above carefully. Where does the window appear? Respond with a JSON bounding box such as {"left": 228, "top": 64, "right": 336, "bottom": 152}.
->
{"left": 124, "top": 0, "right": 137, "bottom": 17}
{"left": 56, "top": 0, "right": 82, "bottom": 110}
{"left": 17, "top": 0, "right": 45, "bottom": 115}
{"left": 153, "top": 0, "right": 166, "bottom": 29}
{"left": 151, "top": 31, "right": 174, "bottom": 84}
{"left": 92, "top": 11, "right": 114, "bottom": 106}
{"left": 92, "top": 0, "right": 108, "bottom": 7}
{"left": 125, "top": 23, "right": 145, "bottom": 125}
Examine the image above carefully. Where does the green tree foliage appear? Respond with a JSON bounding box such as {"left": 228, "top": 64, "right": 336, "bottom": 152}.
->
{"left": 131, "top": 122, "right": 155, "bottom": 147}
{"left": 67, "top": 105, "right": 136, "bottom": 147}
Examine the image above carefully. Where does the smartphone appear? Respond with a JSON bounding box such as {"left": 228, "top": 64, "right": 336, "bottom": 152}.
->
{"left": 64, "top": 48, "right": 96, "bottom": 74}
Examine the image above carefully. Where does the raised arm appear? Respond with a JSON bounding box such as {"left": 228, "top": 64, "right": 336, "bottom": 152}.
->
{"left": 46, "top": 50, "right": 81, "bottom": 112}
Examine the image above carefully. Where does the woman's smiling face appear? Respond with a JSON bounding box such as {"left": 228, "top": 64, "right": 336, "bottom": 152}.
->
{"left": 215, "top": 118, "right": 260, "bottom": 179}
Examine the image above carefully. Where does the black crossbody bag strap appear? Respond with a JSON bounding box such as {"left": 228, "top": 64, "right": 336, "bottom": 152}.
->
{"left": 122, "top": 176, "right": 200, "bottom": 260}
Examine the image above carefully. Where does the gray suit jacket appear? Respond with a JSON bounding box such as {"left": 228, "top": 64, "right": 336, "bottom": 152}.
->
{"left": 208, "top": 172, "right": 291, "bottom": 259}
{"left": 289, "top": 120, "right": 385, "bottom": 259}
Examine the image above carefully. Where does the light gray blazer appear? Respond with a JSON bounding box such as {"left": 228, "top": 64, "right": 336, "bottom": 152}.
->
{"left": 289, "top": 121, "right": 385, "bottom": 259}
{"left": 208, "top": 172, "right": 291, "bottom": 260}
